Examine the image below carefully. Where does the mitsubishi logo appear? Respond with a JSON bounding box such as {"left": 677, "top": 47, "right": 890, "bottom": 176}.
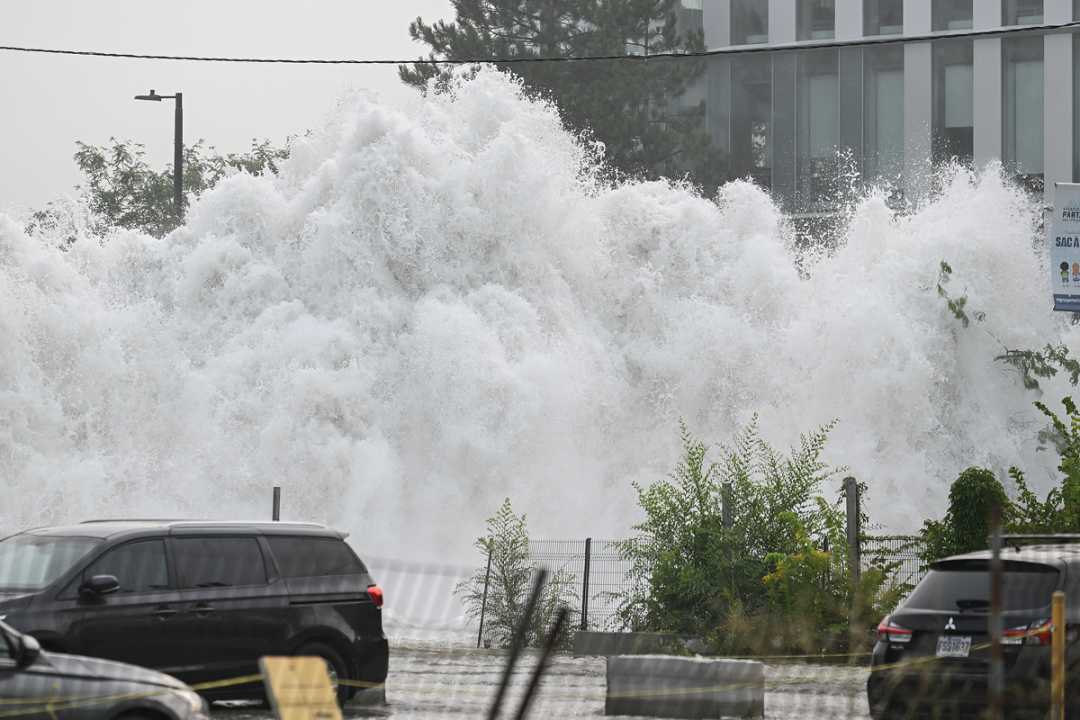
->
{"left": 945, "top": 617, "right": 957, "bottom": 631}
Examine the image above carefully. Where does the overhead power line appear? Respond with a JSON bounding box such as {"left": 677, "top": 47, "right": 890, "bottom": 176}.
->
{"left": 1, "top": 20, "right": 1079, "bottom": 66}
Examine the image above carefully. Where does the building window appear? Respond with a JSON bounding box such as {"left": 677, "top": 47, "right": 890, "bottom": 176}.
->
{"left": 1003, "top": 0, "right": 1044, "bottom": 26}
{"left": 932, "top": 0, "right": 973, "bottom": 31}
{"left": 796, "top": 49, "right": 839, "bottom": 207}
{"left": 732, "top": 0, "right": 768, "bottom": 45}
{"left": 731, "top": 55, "right": 772, "bottom": 187}
{"left": 864, "top": 46, "right": 904, "bottom": 182}
{"left": 798, "top": 0, "right": 835, "bottom": 41}
{"left": 1074, "top": 34, "right": 1079, "bottom": 181}
{"left": 1003, "top": 36, "right": 1044, "bottom": 185}
{"left": 865, "top": 0, "right": 904, "bottom": 36}
{"left": 932, "top": 39, "right": 974, "bottom": 164}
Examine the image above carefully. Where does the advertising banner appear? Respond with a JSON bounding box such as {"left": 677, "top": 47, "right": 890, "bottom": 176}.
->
{"left": 1051, "top": 183, "right": 1080, "bottom": 312}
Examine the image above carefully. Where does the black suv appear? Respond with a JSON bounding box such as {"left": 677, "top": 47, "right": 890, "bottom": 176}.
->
{"left": 0, "top": 520, "right": 388, "bottom": 704}
{"left": 868, "top": 545, "right": 1080, "bottom": 718}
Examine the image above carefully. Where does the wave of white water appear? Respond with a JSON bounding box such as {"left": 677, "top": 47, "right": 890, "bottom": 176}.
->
{"left": 1, "top": 70, "right": 1075, "bottom": 559}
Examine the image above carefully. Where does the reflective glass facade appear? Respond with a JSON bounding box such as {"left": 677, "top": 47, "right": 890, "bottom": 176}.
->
{"left": 932, "top": 40, "right": 974, "bottom": 164}
{"left": 798, "top": 0, "right": 836, "bottom": 41}
{"left": 864, "top": 0, "right": 903, "bottom": 36}
{"left": 864, "top": 45, "right": 905, "bottom": 182}
{"left": 731, "top": 0, "right": 768, "bottom": 45}
{"left": 1003, "top": 36, "right": 1044, "bottom": 183}
{"left": 1003, "top": 0, "right": 1044, "bottom": 26}
{"left": 932, "top": 0, "right": 973, "bottom": 31}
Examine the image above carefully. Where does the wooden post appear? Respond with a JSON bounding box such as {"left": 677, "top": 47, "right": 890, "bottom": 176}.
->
{"left": 1052, "top": 590, "right": 1066, "bottom": 720}
{"left": 844, "top": 477, "right": 860, "bottom": 662}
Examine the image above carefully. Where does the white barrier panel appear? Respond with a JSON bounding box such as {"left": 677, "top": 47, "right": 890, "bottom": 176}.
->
{"left": 605, "top": 655, "right": 765, "bottom": 719}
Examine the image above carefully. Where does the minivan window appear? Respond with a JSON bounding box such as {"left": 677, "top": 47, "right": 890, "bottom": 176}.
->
{"left": 0, "top": 535, "right": 102, "bottom": 591}
{"left": 174, "top": 537, "right": 267, "bottom": 588}
{"left": 905, "top": 561, "right": 1060, "bottom": 612}
{"left": 83, "top": 539, "right": 170, "bottom": 593}
{"left": 267, "top": 537, "right": 366, "bottom": 578}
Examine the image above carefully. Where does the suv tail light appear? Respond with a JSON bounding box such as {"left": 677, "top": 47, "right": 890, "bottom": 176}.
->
{"left": 367, "top": 584, "right": 384, "bottom": 609}
{"left": 1003, "top": 619, "right": 1052, "bottom": 645}
{"left": 877, "top": 617, "right": 912, "bottom": 644}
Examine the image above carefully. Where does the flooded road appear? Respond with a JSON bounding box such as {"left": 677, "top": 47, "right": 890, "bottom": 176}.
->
{"left": 216, "top": 644, "right": 871, "bottom": 719}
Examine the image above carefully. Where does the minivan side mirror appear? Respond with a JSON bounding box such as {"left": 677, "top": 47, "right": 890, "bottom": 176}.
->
{"left": 15, "top": 634, "right": 40, "bottom": 668}
{"left": 79, "top": 574, "right": 120, "bottom": 598}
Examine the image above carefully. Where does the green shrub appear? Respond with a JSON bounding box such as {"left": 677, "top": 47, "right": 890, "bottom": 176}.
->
{"left": 457, "top": 498, "right": 577, "bottom": 648}
{"left": 920, "top": 467, "right": 1008, "bottom": 562}
{"left": 620, "top": 420, "right": 905, "bottom": 655}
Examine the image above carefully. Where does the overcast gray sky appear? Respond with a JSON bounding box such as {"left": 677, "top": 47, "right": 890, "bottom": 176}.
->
{"left": 0, "top": 0, "right": 453, "bottom": 214}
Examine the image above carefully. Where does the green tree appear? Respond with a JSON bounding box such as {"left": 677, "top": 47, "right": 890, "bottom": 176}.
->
{"left": 920, "top": 467, "right": 1009, "bottom": 562}
{"left": 457, "top": 498, "right": 577, "bottom": 648}
{"left": 29, "top": 137, "right": 288, "bottom": 240}
{"left": 399, "top": 0, "right": 726, "bottom": 189}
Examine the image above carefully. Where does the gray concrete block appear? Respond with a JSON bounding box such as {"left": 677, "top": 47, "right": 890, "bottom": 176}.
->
{"left": 605, "top": 655, "right": 765, "bottom": 719}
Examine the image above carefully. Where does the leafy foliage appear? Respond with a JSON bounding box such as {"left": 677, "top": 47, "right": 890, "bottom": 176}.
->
{"left": 457, "top": 498, "right": 577, "bottom": 648}
{"left": 30, "top": 137, "right": 288, "bottom": 240}
{"left": 400, "top": 0, "right": 726, "bottom": 189}
{"left": 920, "top": 467, "right": 1008, "bottom": 562}
{"left": 620, "top": 420, "right": 903, "bottom": 654}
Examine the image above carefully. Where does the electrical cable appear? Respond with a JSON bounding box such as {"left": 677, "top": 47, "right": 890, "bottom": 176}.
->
{"left": 1, "top": 19, "right": 1079, "bottom": 66}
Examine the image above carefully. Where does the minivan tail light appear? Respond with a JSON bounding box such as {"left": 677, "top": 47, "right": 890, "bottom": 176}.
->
{"left": 367, "top": 584, "right": 383, "bottom": 609}
{"left": 877, "top": 617, "right": 912, "bottom": 644}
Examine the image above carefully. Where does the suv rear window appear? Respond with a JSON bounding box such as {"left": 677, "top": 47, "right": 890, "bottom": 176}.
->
{"left": 905, "top": 560, "right": 1060, "bottom": 612}
{"left": 173, "top": 537, "right": 268, "bottom": 588}
{"left": 267, "top": 536, "right": 366, "bottom": 578}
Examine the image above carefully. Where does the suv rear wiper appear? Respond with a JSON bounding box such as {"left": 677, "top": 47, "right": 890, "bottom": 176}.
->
{"left": 955, "top": 599, "right": 990, "bottom": 611}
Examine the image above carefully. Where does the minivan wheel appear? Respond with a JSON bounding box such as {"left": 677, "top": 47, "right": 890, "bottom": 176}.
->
{"left": 295, "top": 642, "right": 351, "bottom": 706}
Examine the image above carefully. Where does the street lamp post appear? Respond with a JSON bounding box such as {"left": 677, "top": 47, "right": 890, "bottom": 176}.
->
{"left": 134, "top": 89, "right": 184, "bottom": 222}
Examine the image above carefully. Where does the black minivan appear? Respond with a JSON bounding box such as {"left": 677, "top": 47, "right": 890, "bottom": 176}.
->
{"left": 868, "top": 544, "right": 1080, "bottom": 719}
{"left": 0, "top": 520, "right": 388, "bottom": 704}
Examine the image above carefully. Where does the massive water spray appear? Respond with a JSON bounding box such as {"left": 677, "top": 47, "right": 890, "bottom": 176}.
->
{"left": 1, "top": 71, "right": 1076, "bottom": 559}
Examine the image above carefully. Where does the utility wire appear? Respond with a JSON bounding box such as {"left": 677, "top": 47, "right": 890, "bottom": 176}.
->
{"left": 1, "top": 19, "right": 1079, "bottom": 65}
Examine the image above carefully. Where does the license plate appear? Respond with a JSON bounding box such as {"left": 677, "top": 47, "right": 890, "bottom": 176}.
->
{"left": 936, "top": 635, "right": 972, "bottom": 658}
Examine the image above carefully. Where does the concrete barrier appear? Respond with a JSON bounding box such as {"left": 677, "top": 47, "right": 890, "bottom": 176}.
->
{"left": 605, "top": 655, "right": 765, "bottom": 719}
{"left": 573, "top": 631, "right": 699, "bottom": 657}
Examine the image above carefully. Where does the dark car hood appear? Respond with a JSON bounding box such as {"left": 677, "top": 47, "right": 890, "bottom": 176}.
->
{"left": 38, "top": 651, "right": 188, "bottom": 690}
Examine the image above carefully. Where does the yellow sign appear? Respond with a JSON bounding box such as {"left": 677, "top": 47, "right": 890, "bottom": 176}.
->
{"left": 259, "top": 656, "right": 342, "bottom": 720}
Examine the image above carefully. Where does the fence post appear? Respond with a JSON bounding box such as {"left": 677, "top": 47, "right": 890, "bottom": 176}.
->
{"left": 721, "top": 482, "right": 733, "bottom": 529}
{"left": 581, "top": 538, "right": 592, "bottom": 632}
{"left": 844, "top": 477, "right": 860, "bottom": 583}
{"left": 989, "top": 504, "right": 1004, "bottom": 720}
{"left": 477, "top": 542, "right": 493, "bottom": 649}
{"left": 272, "top": 486, "right": 281, "bottom": 521}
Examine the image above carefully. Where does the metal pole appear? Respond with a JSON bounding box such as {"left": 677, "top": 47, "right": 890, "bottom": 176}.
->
{"left": 581, "top": 538, "right": 591, "bottom": 632}
{"left": 272, "top": 486, "right": 280, "bottom": 521}
{"left": 989, "top": 504, "right": 1004, "bottom": 720}
{"left": 1052, "top": 590, "right": 1065, "bottom": 720}
{"left": 173, "top": 92, "right": 183, "bottom": 222}
{"left": 477, "top": 544, "right": 493, "bottom": 649}
{"left": 487, "top": 569, "right": 548, "bottom": 720}
{"left": 512, "top": 606, "right": 569, "bottom": 720}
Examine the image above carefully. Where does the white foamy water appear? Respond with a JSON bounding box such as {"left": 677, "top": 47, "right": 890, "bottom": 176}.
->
{"left": 1, "top": 71, "right": 1075, "bottom": 560}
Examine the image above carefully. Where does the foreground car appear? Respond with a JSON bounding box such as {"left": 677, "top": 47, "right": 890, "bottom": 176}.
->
{"left": 868, "top": 545, "right": 1079, "bottom": 719}
{"left": 0, "top": 619, "right": 209, "bottom": 720}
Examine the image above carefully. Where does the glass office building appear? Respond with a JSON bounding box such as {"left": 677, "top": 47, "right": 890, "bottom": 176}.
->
{"left": 701, "top": 0, "right": 1079, "bottom": 213}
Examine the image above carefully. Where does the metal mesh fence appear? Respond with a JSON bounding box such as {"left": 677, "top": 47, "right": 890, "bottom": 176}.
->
{"left": 529, "top": 538, "right": 642, "bottom": 632}
{"left": 861, "top": 534, "right": 926, "bottom": 590}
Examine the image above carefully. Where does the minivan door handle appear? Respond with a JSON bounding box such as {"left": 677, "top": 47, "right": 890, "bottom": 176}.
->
{"left": 153, "top": 607, "right": 178, "bottom": 620}
{"left": 193, "top": 603, "right": 215, "bottom": 617}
